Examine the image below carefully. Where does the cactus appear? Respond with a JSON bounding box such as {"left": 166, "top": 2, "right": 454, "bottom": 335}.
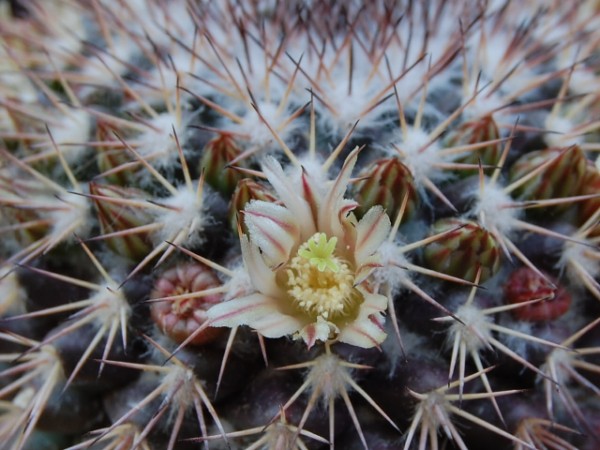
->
{"left": 0, "top": 1, "right": 599, "bottom": 449}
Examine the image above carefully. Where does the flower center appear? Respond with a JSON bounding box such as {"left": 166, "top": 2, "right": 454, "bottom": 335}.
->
{"left": 171, "top": 286, "right": 192, "bottom": 316}
{"left": 286, "top": 233, "right": 359, "bottom": 320}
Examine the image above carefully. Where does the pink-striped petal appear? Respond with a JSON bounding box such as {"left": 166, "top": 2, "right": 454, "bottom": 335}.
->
{"left": 297, "top": 318, "right": 335, "bottom": 349}
{"left": 359, "top": 287, "right": 388, "bottom": 312}
{"left": 239, "top": 234, "right": 281, "bottom": 298}
{"left": 207, "top": 293, "right": 304, "bottom": 339}
{"left": 318, "top": 147, "right": 360, "bottom": 236}
{"left": 338, "top": 312, "right": 386, "bottom": 348}
{"left": 354, "top": 255, "right": 382, "bottom": 285}
{"left": 251, "top": 311, "right": 306, "bottom": 339}
{"left": 244, "top": 200, "right": 299, "bottom": 268}
{"left": 355, "top": 206, "right": 391, "bottom": 263}
{"left": 262, "top": 157, "right": 316, "bottom": 234}
{"left": 337, "top": 287, "right": 387, "bottom": 348}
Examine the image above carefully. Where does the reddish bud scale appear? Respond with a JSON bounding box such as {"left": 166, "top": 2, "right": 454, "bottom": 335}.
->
{"left": 89, "top": 182, "right": 153, "bottom": 260}
{"left": 95, "top": 121, "right": 134, "bottom": 185}
{"left": 504, "top": 267, "right": 571, "bottom": 322}
{"left": 150, "top": 263, "right": 224, "bottom": 346}
{"left": 353, "top": 157, "right": 418, "bottom": 222}
{"left": 423, "top": 218, "right": 501, "bottom": 283}
{"left": 200, "top": 133, "right": 246, "bottom": 196}
{"left": 229, "top": 178, "right": 277, "bottom": 232}
{"left": 0, "top": 175, "right": 50, "bottom": 246}
{"left": 508, "top": 146, "right": 587, "bottom": 204}
{"left": 444, "top": 115, "right": 501, "bottom": 168}
{"left": 578, "top": 162, "right": 600, "bottom": 237}
{"left": 1, "top": 208, "right": 48, "bottom": 246}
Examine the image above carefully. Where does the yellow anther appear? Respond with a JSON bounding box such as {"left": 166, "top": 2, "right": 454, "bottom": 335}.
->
{"left": 286, "top": 233, "right": 359, "bottom": 320}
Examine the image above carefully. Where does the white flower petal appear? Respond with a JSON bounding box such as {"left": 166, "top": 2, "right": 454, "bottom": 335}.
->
{"left": 262, "top": 157, "right": 315, "bottom": 234}
{"left": 251, "top": 311, "right": 306, "bottom": 338}
{"left": 355, "top": 206, "right": 391, "bottom": 263}
{"left": 207, "top": 293, "right": 304, "bottom": 339}
{"left": 318, "top": 147, "right": 360, "bottom": 236}
{"left": 244, "top": 200, "right": 299, "bottom": 268}
{"left": 359, "top": 288, "right": 389, "bottom": 312}
{"left": 337, "top": 287, "right": 388, "bottom": 348}
{"left": 355, "top": 256, "right": 382, "bottom": 285}
{"left": 338, "top": 312, "right": 387, "bottom": 348}
{"left": 239, "top": 234, "right": 280, "bottom": 298}
{"left": 297, "top": 318, "right": 335, "bottom": 349}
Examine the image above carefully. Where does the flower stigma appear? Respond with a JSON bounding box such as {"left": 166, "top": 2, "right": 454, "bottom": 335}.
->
{"left": 298, "top": 233, "right": 340, "bottom": 272}
{"left": 286, "top": 233, "right": 360, "bottom": 320}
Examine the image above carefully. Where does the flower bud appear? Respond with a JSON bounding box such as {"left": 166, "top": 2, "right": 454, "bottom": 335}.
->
{"left": 200, "top": 133, "right": 246, "bottom": 196}
{"left": 508, "top": 145, "right": 587, "bottom": 204}
{"left": 228, "top": 178, "right": 277, "bottom": 232}
{"left": 0, "top": 176, "right": 48, "bottom": 246}
{"left": 95, "top": 121, "right": 133, "bottom": 185}
{"left": 444, "top": 114, "right": 501, "bottom": 168}
{"left": 578, "top": 161, "right": 600, "bottom": 237}
{"left": 423, "top": 218, "right": 501, "bottom": 283}
{"left": 353, "top": 157, "right": 418, "bottom": 222}
{"left": 89, "top": 182, "right": 153, "bottom": 260}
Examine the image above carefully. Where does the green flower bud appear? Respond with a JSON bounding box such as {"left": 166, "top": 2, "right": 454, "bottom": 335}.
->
{"left": 353, "top": 157, "right": 418, "bottom": 223}
{"left": 578, "top": 161, "right": 600, "bottom": 237}
{"left": 90, "top": 182, "right": 153, "bottom": 260}
{"left": 423, "top": 218, "right": 501, "bottom": 283}
{"left": 95, "top": 121, "right": 134, "bottom": 186}
{"left": 444, "top": 115, "right": 501, "bottom": 170}
{"left": 200, "top": 133, "right": 246, "bottom": 196}
{"left": 228, "top": 178, "right": 277, "bottom": 233}
{"left": 508, "top": 146, "right": 587, "bottom": 204}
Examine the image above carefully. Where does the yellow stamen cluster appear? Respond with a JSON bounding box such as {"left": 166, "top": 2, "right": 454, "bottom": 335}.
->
{"left": 286, "top": 233, "right": 359, "bottom": 320}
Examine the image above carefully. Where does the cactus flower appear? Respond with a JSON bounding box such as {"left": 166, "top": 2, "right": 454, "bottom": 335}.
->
{"left": 207, "top": 149, "right": 391, "bottom": 348}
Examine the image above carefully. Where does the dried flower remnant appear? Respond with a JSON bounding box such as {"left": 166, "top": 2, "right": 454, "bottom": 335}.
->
{"left": 504, "top": 267, "right": 571, "bottom": 322}
{"left": 150, "top": 262, "right": 224, "bottom": 346}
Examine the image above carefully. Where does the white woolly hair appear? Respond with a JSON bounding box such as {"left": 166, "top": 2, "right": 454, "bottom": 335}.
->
{"left": 387, "top": 126, "right": 447, "bottom": 186}
{"left": 151, "top": 184, "right": 208, "bottom": 247}
{"left": 469, "top": 180, "right": 519, "bottom": 236}
{"left": 372, "top": 240, "right": 413, "bottom": 291}
{"left": 80, "top": 35, "right": 137, "bottom": 89}
{"left": 227, "top": 100, "right": 303, "bottom": 150}
{"left": 47, "top": 191, "right": 93, "bottom": 242}
{"left": 47, "top": 108, "right": 93, "bottom": 164}
{"left": 449, "top": 303, "right": 494, "bottom": 354}
{"left": 223, "top": 262, "right": 254, "bottom": 302}
{"left": 310, "top": 56, "right": 398, "bottom": 133}
{"left": 544, "top": 114, "right": 585, "bottom": 148}
{"left": 498, "top": 318, "right": 535, "bottom": 362}
{"left": 559, "top": 240, "right": 600, "bottom": 282}
{"left": 135, "top": 112, "right": 188, "bottom": 171}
